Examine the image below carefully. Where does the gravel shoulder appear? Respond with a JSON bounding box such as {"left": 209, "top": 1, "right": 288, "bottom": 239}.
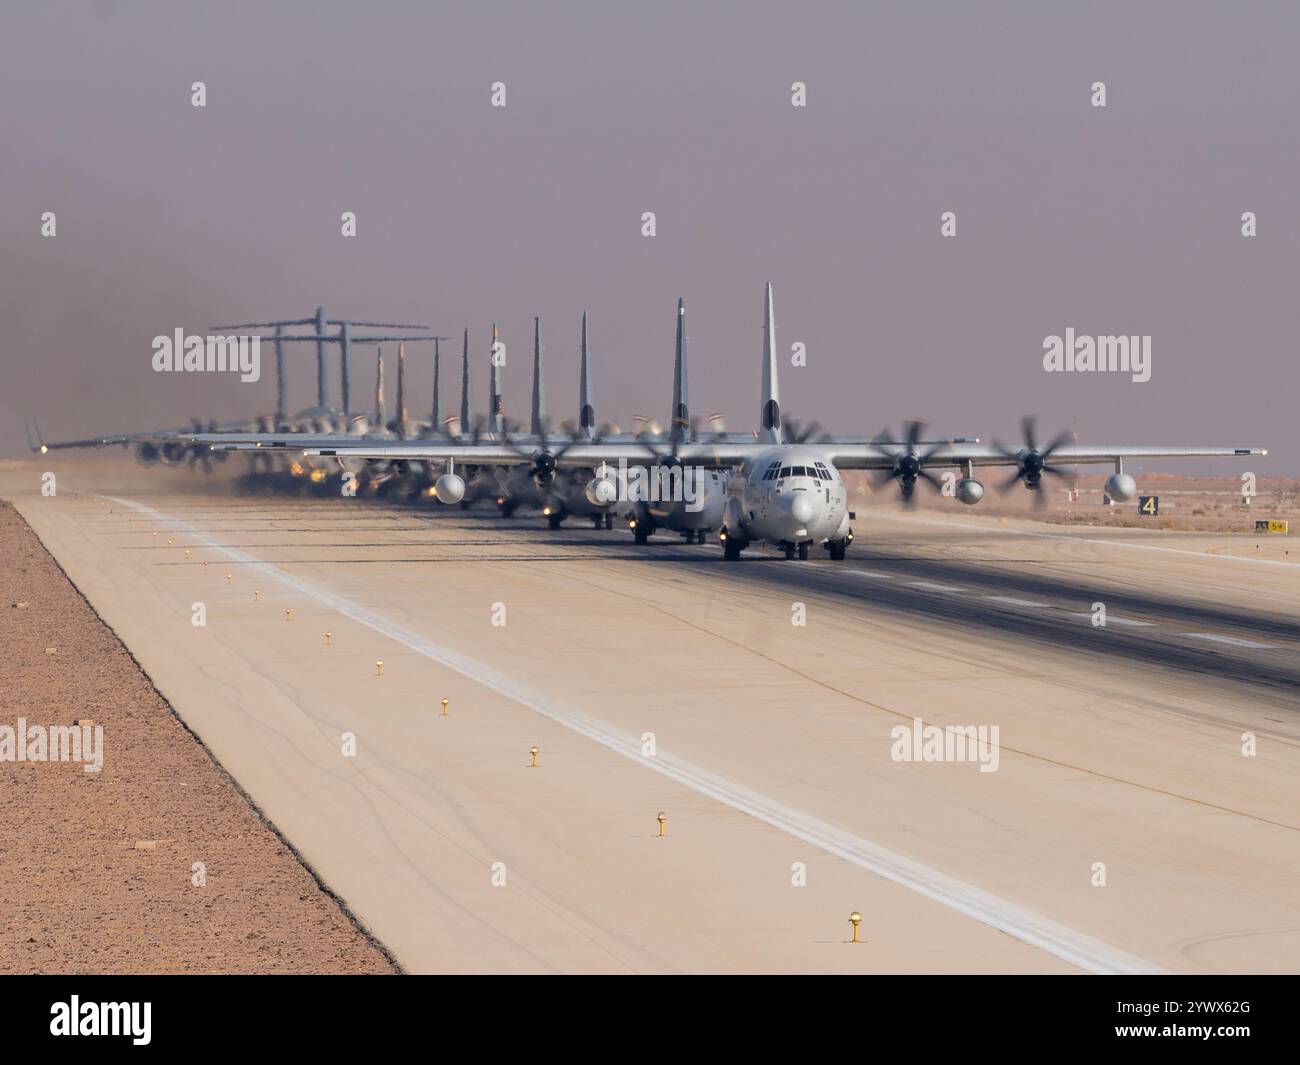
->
{"left": 0, "top": 500, "right": 397, "bottom": 974}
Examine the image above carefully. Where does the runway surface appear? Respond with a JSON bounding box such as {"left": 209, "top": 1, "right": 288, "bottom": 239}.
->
{"left": 8, "top": 466, "right": 1300, "bottom": 973}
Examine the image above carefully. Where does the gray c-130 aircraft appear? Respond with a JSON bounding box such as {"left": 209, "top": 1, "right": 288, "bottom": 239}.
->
{"left": 184, "top": 283, "right": 1267, "bottom": 562}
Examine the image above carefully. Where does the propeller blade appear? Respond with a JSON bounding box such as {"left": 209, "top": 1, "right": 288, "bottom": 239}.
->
{"left": 1041, "top": 428, "right": 1072, "bottom": 459}
{"left": 1021, "top": 415, "right": 1037, "bottom": 453}
{"left": 997, "top": 469, "right": 1023, "bottom": 494}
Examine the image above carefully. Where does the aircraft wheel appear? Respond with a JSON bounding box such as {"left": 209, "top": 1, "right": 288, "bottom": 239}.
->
{"left": 784, "top": 544, "right": 796, "bottom": 560}
{"left": 634, "top": 525, "right": 649, "bottom": 545}
{"left": 828, "top": 539, "right": 847, "bottom": 561}
{"left": 604, "top": 514, "right": 614, "bottom": 530}
{"left": 798, "top": 542, "right": 809, "bottom": 561}
{"left": 547, "top": 513, "right": 564, "bottom": 530}
{"left": 697, "top": 530, "right": 708, "bottom": 545}
{"left": 724, "top": 537, "right": 742, "bottom": 561}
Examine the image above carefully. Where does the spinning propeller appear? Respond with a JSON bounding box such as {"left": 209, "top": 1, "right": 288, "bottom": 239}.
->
{"left": 992, "top": 416, "right": 1073, "bottom": 507}
{"left": 870, "top": 420, "right": 944, "bottom": 506}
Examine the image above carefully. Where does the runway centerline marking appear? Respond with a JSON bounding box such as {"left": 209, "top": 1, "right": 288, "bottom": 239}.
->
{"left": 984, "top": 595, "right": 1046, "bottom": 608}
{"left": 907, "top": 580, "right": 965, "bottom": 592}
{"left": 1069, "top": 613, "right": 1156, "bottom": 628}
{"left": 100, "top": 493, "right": 1164, "bottom": 975}
{"left": 1183, "top": 632, "right": 1277, "bottom": 650}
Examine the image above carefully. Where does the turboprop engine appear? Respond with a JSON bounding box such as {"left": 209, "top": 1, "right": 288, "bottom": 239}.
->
{"left": 529, "top": 449, "right": 558, "bottom": 488}
{"left": 159, "top": 439, "right": 187, "bottom": 465}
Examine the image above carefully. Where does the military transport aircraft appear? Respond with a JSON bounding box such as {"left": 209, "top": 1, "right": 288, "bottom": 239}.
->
{"left": 183, "top": 284, "right": 1267, "bottom": 561}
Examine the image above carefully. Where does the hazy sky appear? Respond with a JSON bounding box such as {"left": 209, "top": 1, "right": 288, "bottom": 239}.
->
{"left": 2, "top": 1, "right": 1296, "bottom": 471}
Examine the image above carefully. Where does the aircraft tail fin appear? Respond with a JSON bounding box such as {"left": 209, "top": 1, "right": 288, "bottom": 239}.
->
{"left": 672, "top": 298, "right": 689, "bottom": 444}
{"left": 489, "top": 323, "right": 503, "bottom": 434}
{"left": 314, "top": 306, "right": 328, "bottom": 408}
{"left": 761, "top": 281, "right": 782, "bottom": 443}
{"left": 459, "top": 328, "right": 471, "bottom": 435}
{"left": 578, "top": 311, "right": 595, "bottom": 439}
{"left": 530, "top": 317, "right": 546, "bottom": 436}
{"left": 396, "top": 341, "right": 408, "bottom": 434}
{"left": 431, "top": 337, "right": 441, "bottom": 431}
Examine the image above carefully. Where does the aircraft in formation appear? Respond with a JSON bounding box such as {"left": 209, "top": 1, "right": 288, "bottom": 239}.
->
{"left": 178, "top": 283, "right": 1266, "bottom": 561}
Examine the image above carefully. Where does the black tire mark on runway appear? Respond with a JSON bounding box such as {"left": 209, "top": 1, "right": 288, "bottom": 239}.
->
{"left": 559, "top": 565, "right": 1300, "bottom": 834}
{"left": 692, "top": 556, "right": 1300, "bottom": 706}
{"left": 847, "top": 549, "right": 1300, "bottom": 645}
{"left": 131, "top": 493, "right": 1300, "bottom": 701}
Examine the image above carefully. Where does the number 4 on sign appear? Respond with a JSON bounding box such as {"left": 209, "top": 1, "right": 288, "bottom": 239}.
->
{"left": 1138, "top": 495, "right": 1159, "bottom": 517}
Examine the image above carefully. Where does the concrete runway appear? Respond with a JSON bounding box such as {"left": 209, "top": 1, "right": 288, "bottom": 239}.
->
{"left": 8, "top": 465, "right": 1300, "bottom": 973}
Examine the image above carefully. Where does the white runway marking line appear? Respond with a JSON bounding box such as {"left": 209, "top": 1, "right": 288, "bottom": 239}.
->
{"left": 906, "top": 580, "right": 965, "bottom": 593}
{"left": 1069, "top": 613, "right": 1156, "bottom": 628}
{"left": 983, "top": 595, "right": 1046, "bottom": 608}
{"left": 1183, "top": 632, "right": 1277, "bottom": 650}
{"left": 102, "top": 494, "right": 1164, "bottom": 975}
{"left": 846, "top": 569, "right": 896, "bottom": 580}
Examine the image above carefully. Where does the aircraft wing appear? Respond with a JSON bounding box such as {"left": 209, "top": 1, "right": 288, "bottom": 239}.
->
{"left": 185, "top": 433, "right": 1267, "bottom": 471}
{"left": 32, "top": 420, "right": 258, "bottom": 454}
{"left": 822, "top": 443, "right": 1268, "bottom": 470}
{"left": 187, "top": 433, "right": 746, "bottom": 465}
{"left": 30, "top": 432, "right": 136, "bottom": 452}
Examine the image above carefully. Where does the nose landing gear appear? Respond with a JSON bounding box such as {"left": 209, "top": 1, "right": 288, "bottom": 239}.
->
{"left": 823, "top": 528, "right": 852, "bottom": 560}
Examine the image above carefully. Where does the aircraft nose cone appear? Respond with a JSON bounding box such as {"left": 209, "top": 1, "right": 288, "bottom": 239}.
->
{"left": 790, "top": 494, "right": 815, "bottom": 525}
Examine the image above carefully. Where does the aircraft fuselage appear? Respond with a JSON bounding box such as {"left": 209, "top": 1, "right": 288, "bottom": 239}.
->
{"left": 729, "top": 445, "right": 852, "bottom": 551}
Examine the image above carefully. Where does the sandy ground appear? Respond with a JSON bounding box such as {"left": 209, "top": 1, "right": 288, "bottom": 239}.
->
{"left": 0, "top": 498, "right": 396, "bottom": 974}
{"left": 847, "top": 470, "right": 1300, "bottom": 534}
{"left": 5, "top": 456, "right": 1300, "bottom": 973}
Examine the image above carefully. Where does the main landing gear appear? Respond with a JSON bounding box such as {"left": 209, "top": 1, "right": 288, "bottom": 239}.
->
{"left": 721, "top": 527, "right": 747, "bottom": 560}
